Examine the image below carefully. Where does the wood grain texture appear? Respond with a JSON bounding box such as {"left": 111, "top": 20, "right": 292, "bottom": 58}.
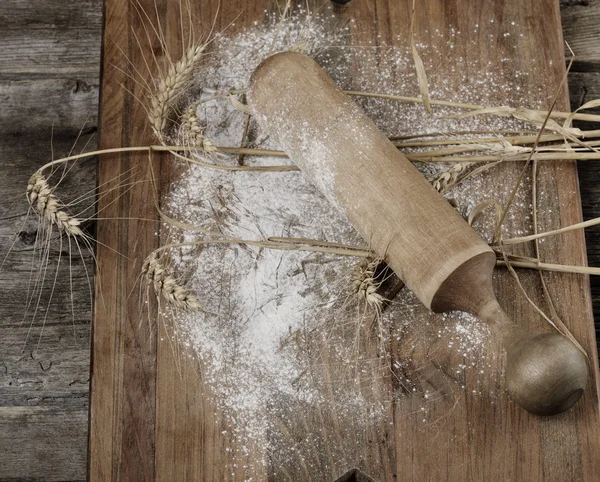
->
{"left": 0, "top": 129, "right": 96, "bottom": 480}
{"left": 346, "top": 2, "right": 600, "bottom": 480}
{"left": 91, "top": 0, "right": 600, "bottom": 480}
{"left": 92, "top": 2, "right": 273, "bottom": 479}
{"left": 0, "top": 79, "right": 99, "bottom": 133}
{"left": 91, "top": 0, "right": 173, "bottom": 479}
{"left": 0, "top": 0, "right": 102, "bottom": 78}
{"left": 0, "top": 3, "right": 100, "bottom": 479}
{"left": 0, "top": 405, "right": 88, "bottom": 482}
{"left": 0, "top": 0, "right": 598, "bottom": 479}
{"left": 0, "top": 0, "right": 102, "bottom": 134}
{"left": 562, "top": 0, "right": 600, "bottom": 354}
{"left": 561, "top": 0, "right": 600, "bottom": 70}
{"left": 0, "top": 324, "right": 91, "bottom": 406}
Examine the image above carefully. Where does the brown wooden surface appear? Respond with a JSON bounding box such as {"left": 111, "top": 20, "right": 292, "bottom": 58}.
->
{"left": 90, "top": 1, "right": 600, "bottom": 481}
{"left": 91, "top": 0, "right": 600, "bottom": 480}
{"left": 91, "top": 1, "right": 270, "bottom": 480}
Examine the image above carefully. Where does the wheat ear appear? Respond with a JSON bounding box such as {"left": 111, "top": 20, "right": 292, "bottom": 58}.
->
{"left": 26, "top": 172, "right": 83, "bottom": 237}
{"left": 351, "top": 256, "right": 391, "bottom": 357}
{"left": 179, "top": 105, "right": 217, "bottom": 154}
{"left": 431, "top": 163, "right": 469, "bottom": 194}
{"left": 142, "top": 252, "right": 201, "bottom": 311}
{"left": 352, "top": 256, "right": 386, "bottom": 310}
{"left": 149, "top": 43, "right": 207, "bottom": 142}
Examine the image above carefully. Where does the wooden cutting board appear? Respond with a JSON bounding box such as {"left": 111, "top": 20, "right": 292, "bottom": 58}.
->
{"left": 91, "top": 0, "right": 600, "bottom": 480}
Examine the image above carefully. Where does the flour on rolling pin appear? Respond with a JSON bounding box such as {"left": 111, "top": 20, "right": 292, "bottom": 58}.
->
{"left": 247, "top": 51, "right": 588, "bottom": 416}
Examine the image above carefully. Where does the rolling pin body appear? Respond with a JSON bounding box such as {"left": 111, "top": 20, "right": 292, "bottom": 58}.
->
{"left": 248, "top": 52, "right": 588, "bottom": 415}
{"left": 248, "top": 52, "right": 491, "bottom": 311}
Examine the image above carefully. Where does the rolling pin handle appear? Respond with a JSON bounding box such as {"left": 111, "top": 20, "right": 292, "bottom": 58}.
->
{"left": 478, "top": 298, "right": 588, "bottom": 416}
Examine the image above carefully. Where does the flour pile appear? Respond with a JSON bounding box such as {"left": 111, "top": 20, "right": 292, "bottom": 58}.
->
{"left": 164, "top": 10, "right": 538, "bottom": 475}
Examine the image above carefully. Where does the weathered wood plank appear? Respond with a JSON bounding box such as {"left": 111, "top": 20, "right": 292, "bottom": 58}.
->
{"left": 0, "top": 129, "right": 97, "bottom": 174}
{"left": 0, "top": 324, "right": 90, "bottom": 407}
{"left": 561, "top": 0, "right": 600, "bottom": 353}
{"left": 0, "top": 131, "right": 96, "bottom": 329}
{"left": 561, "top": 1, "right": 600, "bottom": 70}
{"left": 0, "top": 78, "right": 99, "bottom": 133}
{"left": 3, "top": 0, "right": 130, "bottom": 480}
{"left": 568, "top": 70, "right": 600, "bottom": 347}
{"left": 0, "top": 129, "right": 96, "bottom": 480}
{"left": 560, "top": 0, "right": 593, "bottom": 6}
{"left": 569, "top": 72, "right": 600, "bottom": 101}
{"left": 0, "top": 405, "right": 88, "bottom": 482}
{"left": 0, "top": 0, "right": 102, "bottom": 77}
{"left": 0, "top": 261, "right": 93, "bottom": 328}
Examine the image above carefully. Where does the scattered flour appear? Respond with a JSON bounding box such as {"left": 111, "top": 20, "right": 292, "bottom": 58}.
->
{"left": 162, "top": 9, "right": 543, "bottom": 475}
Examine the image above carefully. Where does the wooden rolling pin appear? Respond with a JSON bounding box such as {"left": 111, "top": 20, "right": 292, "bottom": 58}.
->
{"left": 248, "top": 51, "right": 588, "bottom": 416}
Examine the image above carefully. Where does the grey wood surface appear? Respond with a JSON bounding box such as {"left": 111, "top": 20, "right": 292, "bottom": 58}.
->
{"left": 0, "top": 0, "right": 599, "bottom": 480}
{"left": 565, "top": 2, "right": 600, "bottom": 347}
{"left": 0, "top": 0, "right": 101, "bottom": 480}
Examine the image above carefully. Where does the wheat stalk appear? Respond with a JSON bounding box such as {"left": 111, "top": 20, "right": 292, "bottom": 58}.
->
{"left": 26, "top": 172, "right": 83, "bottom": 237}
{"left": 142, "top": 251, "right": 202, "bottom": 311}
{"left": 148, "top": 42, "right": 207, "bottom": 142}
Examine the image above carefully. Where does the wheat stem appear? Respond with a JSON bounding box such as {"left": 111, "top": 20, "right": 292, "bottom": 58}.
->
{"left": 502, "top": 217, "right": 600, "bottom": 245}
{"left": 493, "top": 57, "right": 574, "bottom": 243}
{"left": 393, "top": 129, "right": 600, "bottom": 148}
{"left": 35, "top": 143, "right": 600, "bottom": 181}
{"left": 150, "top": 239, "right": 373, "bottom": 260}
{"left": 343, "top": 91, "right": 600, "bottom": 123}
{"left": 496, "top": 257, "right": 600, "bottom": 276}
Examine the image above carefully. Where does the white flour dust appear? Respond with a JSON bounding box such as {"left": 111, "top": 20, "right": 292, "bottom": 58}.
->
{"left": 163, "top": 10, "right": 541, "bottom": 474}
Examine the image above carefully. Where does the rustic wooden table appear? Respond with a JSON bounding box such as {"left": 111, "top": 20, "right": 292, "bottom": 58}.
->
{"left": 1, "top": 0, "right": 600, "bottom": 480}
